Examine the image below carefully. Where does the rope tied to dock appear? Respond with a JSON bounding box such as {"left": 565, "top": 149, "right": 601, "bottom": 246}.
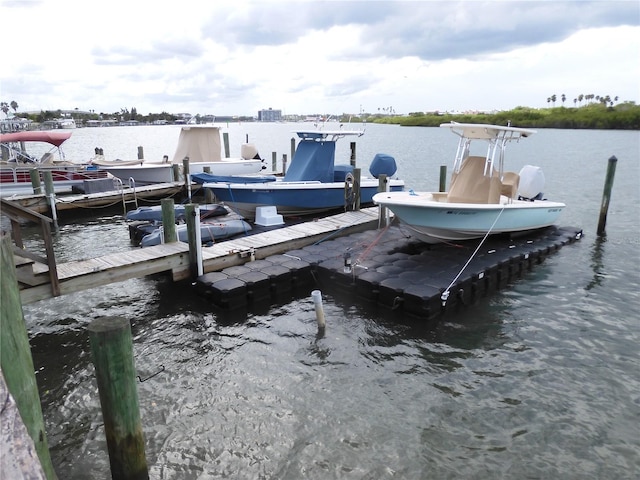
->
{"left": 441, "top": 205, "right": 506, "bottom": 307}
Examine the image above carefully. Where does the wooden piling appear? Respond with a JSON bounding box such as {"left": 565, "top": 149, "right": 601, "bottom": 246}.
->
{"left": 137, "top": 146, "right": 144, "bottom": 160}
{"left": 291, "top": 137, "right": 296, "bottom": 162}
{"left": 0, "top": 233, "right": 57, "bottom": 479}
{"left": 29, "top": 168, "right": 42, "bottom": 195}
{"left": 378, "top": 174, "right": 388, "bottom": 225}
{"left": 182, "top": 157, "right": 191, "bottom": 201}
{"left": 42, "top": 171, "right": 58, "bottom": 230}
{"left": 439, "top": 165, "right": 447, "bottom": 192}
{"left": 271, "top": 152, "right": 277, "bottom": 172}
{"left": 42, "top": 171, "right": 54, "bottom": 204}
{"left": 223, "top": 132, "right": 230, "bottom": 157}
{"left": 350, "top": 141, "right": 356, "bottom": 167}
{"left": 88, "top": 317, "right": 149, "bottom": 480}
{"left": 597, "top": 156, "right": 618, "bottom": 236}
{"left": 171, "top": 164, "right": 180, "bottom": 182}
{"left": 185, "top": 204, "right": 200, "bottom": 277}
{"left": 161, "top": 198, "right": 177, "bottom": 243}
{"left": 282, "top": 154, "right": 288, "bottom": 175}
{"left": 353, "top": 168, "right": 361, "bottom": 211}
{"left": 203, "top": 167, "right": 214, "bottom": 203}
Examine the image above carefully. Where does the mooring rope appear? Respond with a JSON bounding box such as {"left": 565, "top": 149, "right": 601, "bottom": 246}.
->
{"left": 440, "top": 204, "right": 506, "bottom": 306}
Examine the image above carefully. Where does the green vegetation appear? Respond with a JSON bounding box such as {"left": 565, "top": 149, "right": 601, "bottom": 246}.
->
{"left": 3, "top": 98, "right": 639, "bottom": 130}
{"left": 369, "top": 102, "right": 640, "bottom": 130}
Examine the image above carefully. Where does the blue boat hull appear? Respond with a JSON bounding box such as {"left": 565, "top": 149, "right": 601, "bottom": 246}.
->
{"left": 206, "top": 180, "right": 404, "bottom": 218}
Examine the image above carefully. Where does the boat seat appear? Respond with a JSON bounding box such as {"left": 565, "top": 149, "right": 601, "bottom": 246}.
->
{"left": 40, "top": 152, "right": 54, "bottom": 164}
{"left": 447, "top": 155, "right": 501, "bottom": 204}
{"left": 500, "top": 171, "right": 520, "bottom": 199}
{"left": 431, "top": 192, "right": 448, "bottom": 202}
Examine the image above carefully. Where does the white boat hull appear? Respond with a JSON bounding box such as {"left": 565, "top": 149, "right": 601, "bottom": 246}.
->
{"left": 373, "top": 191, "right": 565, "bottom": 243}
{"left": 99, "top": 159, "right": 264, "bottom": 185}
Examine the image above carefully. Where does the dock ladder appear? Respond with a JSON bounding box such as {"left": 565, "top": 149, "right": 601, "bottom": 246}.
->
{"left": 116, "top": 177, "right": 139, "bottom": 214}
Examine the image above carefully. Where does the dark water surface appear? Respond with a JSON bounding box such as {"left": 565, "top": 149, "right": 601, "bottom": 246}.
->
{"left": 15, "top": 124, "right": 640, "bottom": 478}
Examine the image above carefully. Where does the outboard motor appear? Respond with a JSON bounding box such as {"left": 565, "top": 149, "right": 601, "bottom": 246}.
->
{"left": 369, "top": 153, "right": 397, "bottom": 178}
{"left": 240, "top": 143, "right": 261, "bottom": 160}
{"left": 518, "top": 165, "right": 545, "bottom": 200}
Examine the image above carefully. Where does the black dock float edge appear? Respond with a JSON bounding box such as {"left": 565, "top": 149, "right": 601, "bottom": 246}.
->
{"left": 193, "top": 225, "right": 583, "bottom": 320}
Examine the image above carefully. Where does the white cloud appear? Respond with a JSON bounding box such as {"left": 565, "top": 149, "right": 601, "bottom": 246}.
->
{"left": 1, "top": 0, "right": 638, "bottom": 116}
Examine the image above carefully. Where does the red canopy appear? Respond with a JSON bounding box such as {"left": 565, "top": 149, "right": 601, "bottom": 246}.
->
{"left": 0, "top": 130, "right": 72, "bottom": 147}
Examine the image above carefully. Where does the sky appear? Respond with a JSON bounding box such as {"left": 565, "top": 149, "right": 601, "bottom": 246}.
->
{"left": 1, "top": 0, "right": 638, "bottom": 117}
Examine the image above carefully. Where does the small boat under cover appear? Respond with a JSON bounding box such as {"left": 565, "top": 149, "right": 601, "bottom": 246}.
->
{"left": 93, "top": 125, "right": 266, "bottom": 185}
{"left": 139, "top": 218, "right": 251, "bottom": 247}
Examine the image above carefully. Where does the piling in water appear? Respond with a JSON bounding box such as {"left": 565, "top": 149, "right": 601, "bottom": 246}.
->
{"left": 88, "top": 317, "right": 149, "bottom": 480}
{"left": 597, "top": 155, "right": 617, "bottom": 236}
{"left": 311, "top": 290, "right": 326, "bottom": 331}
{"left": 0, "top": 234, "right": 57, "bottom": 479}
{"left": 161, "top": 198, "right": 177, "bottom": 243}
{"left": 42, "top": 171, "right": 58, "bottom": 231}
{"left": 439, "top": 165, "right": 447, "bottom": 192}
{"left": 29, "top": 168, "right": 42, "bottom": 195}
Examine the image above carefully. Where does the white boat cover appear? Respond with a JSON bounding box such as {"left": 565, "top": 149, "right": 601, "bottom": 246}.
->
{"left": 172, "top": 126, "right": 222, "bottom": 164}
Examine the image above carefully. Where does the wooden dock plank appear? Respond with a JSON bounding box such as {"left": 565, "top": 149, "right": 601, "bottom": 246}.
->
{"left": 19, "top": 208, "right": 382, "bottom": 304}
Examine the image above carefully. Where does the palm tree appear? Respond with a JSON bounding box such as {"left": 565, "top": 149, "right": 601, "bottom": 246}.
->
{"left": 578, "top": 94, "right": 584, "bottom": 106}
{"left": 10, "top": 100, "right": 18, "bottom": 113}
{"left": 551, "top": 94, "right": 557, "bottom": 107}
{"left": 0, "top": 102, "right": 8, "bottom": 117}
{"left": 561, "top": 94, "right": 566, "bottom": 106}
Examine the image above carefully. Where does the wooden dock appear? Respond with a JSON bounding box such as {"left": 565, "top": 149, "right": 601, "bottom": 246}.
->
{"left": 15, "top": 207, "right": 382, "bottom": 304}
{"left": 5, "top": 182, "right": 185, "bottom": 214}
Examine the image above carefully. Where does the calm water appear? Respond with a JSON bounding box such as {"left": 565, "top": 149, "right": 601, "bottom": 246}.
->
{"left": 16, "top": 124, "right": 640, "bottom": 478}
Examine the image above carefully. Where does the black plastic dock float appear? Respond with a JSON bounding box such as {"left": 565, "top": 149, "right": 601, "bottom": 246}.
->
{"left": 194, "top": 225, "right": 583, "bottom": 319}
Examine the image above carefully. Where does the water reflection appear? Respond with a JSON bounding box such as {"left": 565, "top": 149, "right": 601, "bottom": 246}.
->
{"left": 586, "top": 235, "right": 607, "bottom": 290}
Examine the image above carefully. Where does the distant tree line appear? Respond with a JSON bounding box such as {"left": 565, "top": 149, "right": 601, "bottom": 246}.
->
{"left": 3, "top": 98, "right": 639, "bottom": 129}
{"left": 373, "top": 102, "right": 640, "bottom": 130}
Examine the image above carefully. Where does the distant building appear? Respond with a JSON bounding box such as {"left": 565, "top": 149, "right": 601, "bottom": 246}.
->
{"left": 258, "top": 108, "right": 282, "bottom": 122}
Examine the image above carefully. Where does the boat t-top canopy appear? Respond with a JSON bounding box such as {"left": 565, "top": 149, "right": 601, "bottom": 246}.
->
{"left": 440, "top": 122, "right": 536, "bottom": 140}
{"left": 440, "top": 122, "right": 536, "bottom": 178}
{"left": 295, "top": 129, "right": 364, "bottom": 142}
{"left": 0, "top": 130, "right": 72, "bottom": 147}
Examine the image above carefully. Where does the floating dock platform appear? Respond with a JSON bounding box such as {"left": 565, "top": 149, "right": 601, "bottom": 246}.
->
{"left": 194, "top": 224, "right": 583, "bottom": 319}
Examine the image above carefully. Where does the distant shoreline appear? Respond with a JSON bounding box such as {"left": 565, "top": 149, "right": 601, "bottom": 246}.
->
{"left": 371, "top": 103, "right": 640, "bottom": 130}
